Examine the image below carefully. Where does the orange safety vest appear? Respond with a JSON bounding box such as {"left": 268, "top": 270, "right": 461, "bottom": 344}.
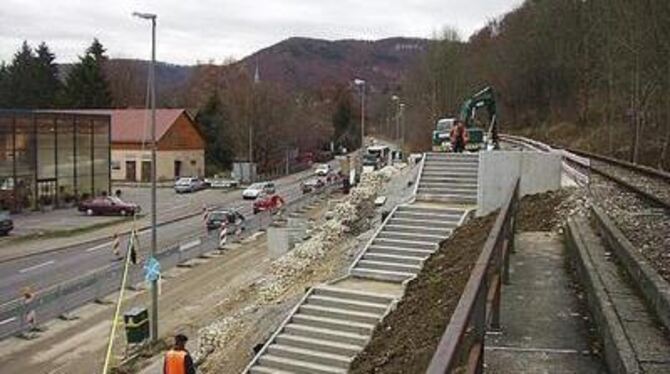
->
{"left": 164, "top": 349, "right": 187, "bottom": 374}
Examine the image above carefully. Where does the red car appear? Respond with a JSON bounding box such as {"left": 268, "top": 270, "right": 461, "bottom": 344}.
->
{"left": 253, "top": 194, "right": 285, "bottom": 214}
{"left": 78, "top": 196, "right": 141, "bottom": 216}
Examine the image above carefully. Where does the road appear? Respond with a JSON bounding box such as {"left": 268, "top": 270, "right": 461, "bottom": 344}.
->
{"left": 0, "top": 162, "right": 338, "bottom": 308}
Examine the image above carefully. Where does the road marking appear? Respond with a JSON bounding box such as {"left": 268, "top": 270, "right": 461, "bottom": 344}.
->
{"left": 0, "top": 317, "right": 16, "bottom": 326}
{"left": 19, "top": 260, "right": 55, "bottom": 274}
{"left": 179, "top": 239, "right": 201, "bottom": 252}
{"left": 85, "top": 241, "right": 113, "bottom": 253}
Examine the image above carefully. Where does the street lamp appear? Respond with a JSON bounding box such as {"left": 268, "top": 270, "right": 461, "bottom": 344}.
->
{"left": 399, "top": 103, "right": 406, "bottom": 148}
{"left": 354, "top": 78, "right": 366, "bottom": 148}
{"left": 391, "top": 95, "right": 400, "bottom": 141}
{"left": 132, "top": 10, "right": 159, "bottom": 344}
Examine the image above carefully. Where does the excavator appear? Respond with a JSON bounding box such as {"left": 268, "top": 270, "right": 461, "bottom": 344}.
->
{"left": 432, "top": 86, "right": 500, "bottom": 152}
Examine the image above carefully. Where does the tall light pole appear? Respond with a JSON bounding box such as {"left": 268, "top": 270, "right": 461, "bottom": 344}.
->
{"left": 399, "top": 103, "right": 406, "bottom": 148}
{"left": 354, "top": 78, "right": 366, "bottom": 148}
{"left": 132, "top": 11, "right": 159, "bottom": 343}
{"left": 391, "top": 95, "right": 400, "bottom": 141}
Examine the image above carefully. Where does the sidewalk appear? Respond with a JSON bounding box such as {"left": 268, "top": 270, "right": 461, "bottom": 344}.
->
{"left": 485, "top": 232, "right": 606, "bottom": 373}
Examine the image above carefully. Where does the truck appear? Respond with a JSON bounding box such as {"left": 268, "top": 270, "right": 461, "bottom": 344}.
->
{"left": 432, "top": 87, "right": 499, "bottom": 152}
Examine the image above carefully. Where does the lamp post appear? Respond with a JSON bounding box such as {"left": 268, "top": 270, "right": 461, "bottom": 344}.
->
{"left": 132, "top": 11, "right": 158, "bottom": 343}
{"left": 391, "top": 95, "right": 400, "bottom": 141}
{"left": 399, "top": 103, "right": 406, "bottom": 148}
{"left": 354, "top": 78, "right": 366, "bottom": 148}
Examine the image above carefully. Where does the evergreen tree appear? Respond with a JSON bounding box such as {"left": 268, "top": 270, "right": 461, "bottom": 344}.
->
{"left": 33, "top": 42, "right": 62, "bottom": 108}
{"left": 196, "top": 91, "right": 236, "bottom": 173}
{"left": 7, "top": 41, "right": 38, "bottom": 108}
{"left": 64, "top": 38, "right": 112, "bottom": 108}
{"left": 0, "top": 63, "right": 9, "bottom": 108}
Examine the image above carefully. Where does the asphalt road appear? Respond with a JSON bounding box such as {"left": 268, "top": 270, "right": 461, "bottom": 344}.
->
{"left": 0, "top": 163, "right": 336, "bottom": 307}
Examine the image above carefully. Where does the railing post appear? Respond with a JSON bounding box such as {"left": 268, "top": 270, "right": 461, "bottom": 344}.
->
{"left": 473, "top": 287, "right": 487, "bottom": 374}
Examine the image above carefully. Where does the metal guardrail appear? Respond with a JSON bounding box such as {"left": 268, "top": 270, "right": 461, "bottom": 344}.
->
{"left": 426, "top": 178, "right": 519, "bottom": 374}
{"left": 0, "top": 185, "right": 333, "bottom": 340}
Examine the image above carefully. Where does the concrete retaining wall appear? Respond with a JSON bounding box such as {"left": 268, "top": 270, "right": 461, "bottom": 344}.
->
{"left": 477, "top": 151, "right": 561, "bottom": 216}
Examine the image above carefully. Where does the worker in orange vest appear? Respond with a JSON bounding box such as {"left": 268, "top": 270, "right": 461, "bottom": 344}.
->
{"left": 163, "top": 334, "right": 196, "bottom": 374}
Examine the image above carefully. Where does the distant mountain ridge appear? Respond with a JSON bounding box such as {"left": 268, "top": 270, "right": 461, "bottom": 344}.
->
{"left": 58, "top": 36, "right": 430, "bottom": 106}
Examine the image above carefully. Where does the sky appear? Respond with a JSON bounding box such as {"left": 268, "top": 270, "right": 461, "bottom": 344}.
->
{"left": 1, "top": 0, "right": 521, "bottom": 65}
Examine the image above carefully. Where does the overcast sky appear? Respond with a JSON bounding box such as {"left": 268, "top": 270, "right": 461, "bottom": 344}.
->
{"left": 1, "top": 0, "right": 520, "bottom": 65}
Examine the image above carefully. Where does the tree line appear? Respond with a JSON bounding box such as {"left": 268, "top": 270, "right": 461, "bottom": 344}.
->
{"left": 0, "top": 39, "right": 112, "bottom": 109}
{"left": 403, "top": 0, "right": 670, "bottom": 169}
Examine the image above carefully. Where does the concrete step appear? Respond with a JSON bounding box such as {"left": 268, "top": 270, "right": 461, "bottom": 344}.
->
{"left": 367, "top": 245, "right": 433, "bottom": 258}
{"left": 393, "top": 211, "right": 462, "bottom": 222}
{"left": 396, "top": 205, "right": 466, "bottom": 215}
{"left": 372, "top": 238, "right": 438, "bottom": 250}
{"left": 416, "top": 194, "right": 477, "bottom": 204}
{"left": 313, "top": 286, "right": 396, "bottom": 305}
{"left": 283, "top": 324, "right": 369, "bottom": 346}
{"left": 388, "top": 218, "right": 458, "bottom": 229}
{"left": 383, "top": 224, "right": 451, "bottom": 236}
{"left": 351, "top": 267, "right": 415, "bottom": 282}
{"left": 299, "top": 305, "right": 381, "bottom": 324}
{"left": 267, "top": 344, "right": 351, "bottom": 369}
{"left": 249, "top": 365, "right": 293, "bottom": 374}
{"left": 257, "top": 354, "right": 346, "bottom": 374}
{"left": 356, "top": 259, "right": 422, "bottom": 274}
{"left": 377, "top": 230, "right": 444, "bottom": 242}
{"left": 421, "top": 171, "right": 478, "bottom": 179}
{"left": 275, "top": 333, "right": 362, "bottom": 357}
{"left": 291, "top": 314, "right": 375, "bottom": 335}
{"left": 418, "top": 183, "right": 477, "bottom": 191}
{"left": 307, "top": 295, "right": 388, "bottom": 314}
{"left": 420, "top": 177, "right": 479, "bottom": 185}
{"left": 423, "top": 166, "right": 478, "bottom": 173}
{"left": 417, "top": 188, "right": 477, "bottom": 197}
{"left": 363, "top": 252, "right": 424, "bottom": 266}
{"left": 425, "top": 153, "right": 478, "bottom": 160}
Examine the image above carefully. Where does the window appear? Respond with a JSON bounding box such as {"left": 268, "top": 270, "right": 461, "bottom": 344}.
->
{"left": 111, "top": 161, "right": 121, "bottom": 170}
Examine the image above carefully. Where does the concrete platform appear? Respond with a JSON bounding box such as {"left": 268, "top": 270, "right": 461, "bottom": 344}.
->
{"left": 484, "top": 232, "right": 606, "bottom": 373}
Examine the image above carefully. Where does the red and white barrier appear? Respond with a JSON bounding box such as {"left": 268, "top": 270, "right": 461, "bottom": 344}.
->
{"left": 219, "top": 223, "right": 228, "bottom": 249}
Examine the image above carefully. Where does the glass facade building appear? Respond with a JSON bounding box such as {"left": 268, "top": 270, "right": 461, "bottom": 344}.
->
{"left": 0, "top": 111, "right": 111, "bottom": 212}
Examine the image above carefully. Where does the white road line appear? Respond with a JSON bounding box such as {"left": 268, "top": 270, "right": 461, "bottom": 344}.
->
{"left": 85, "top": 241, "right": 113, "bottom": 253}
{"left": 179, "top": 239, "right": 201, "bottom": 252}
{"left": 0, "top": 317, "right": 16, "bottom": 326}
{"left": 19, "top": 260, "right": 56, "bottom": 274}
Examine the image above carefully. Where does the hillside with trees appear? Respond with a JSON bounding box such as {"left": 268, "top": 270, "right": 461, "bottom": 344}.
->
{"left": 403, "top": 0, "right": 670, "bottom": 169}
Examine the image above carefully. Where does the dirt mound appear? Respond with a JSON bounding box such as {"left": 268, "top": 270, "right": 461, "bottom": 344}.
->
{"left": 349, "top": 212, "right": 497, "bottom": 374}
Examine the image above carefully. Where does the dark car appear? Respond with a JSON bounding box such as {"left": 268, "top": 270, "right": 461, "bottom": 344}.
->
{"left": 0, "top": 211, "right": 13, "bottom": 236}
{"left": 78, "top": 196, "right": 141, "bottom": 216}
{"left": 207, "top": 209, "right": 246, "bottom": 231}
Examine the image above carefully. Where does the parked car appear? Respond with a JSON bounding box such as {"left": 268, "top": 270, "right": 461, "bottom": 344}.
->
{"left": 253, "top": 194, "right": 285, "bottom": 214}
{"left": 78, "top": 196, "right": 141, "bottom": 216}
{"left": 315, "top": 163, "right": 331, "bottom": 176}
{"left": 301, "top": 178, "right": 325, "bottom": 194}
{"left": 242, "top": 182, "right": 276, "bottom": 200}
{"left": 206, "top": 208, "right": 246, "bottom": 231}
{"left": 206, "top": 177, "right": 239, "bottom": 189}
{"left": 174, "top": 177, "right": 207, "bottom": 193}
{"left": 0, "top": 210, "right": 13, "bottom": 236}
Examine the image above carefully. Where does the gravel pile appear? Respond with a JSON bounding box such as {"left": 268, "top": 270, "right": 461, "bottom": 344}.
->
{"left": 590, "top": 174, "right": 670, "bottom": 281}
{"left": 192, "top": 166, "right": 400, "bottom": 362}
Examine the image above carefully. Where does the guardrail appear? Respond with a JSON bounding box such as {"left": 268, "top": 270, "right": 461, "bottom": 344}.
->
{"left": 426, "top": 178, "right": 519, "bottom": 374}
{"left": 0, "top": 184, "right": 334, "bottom": 340}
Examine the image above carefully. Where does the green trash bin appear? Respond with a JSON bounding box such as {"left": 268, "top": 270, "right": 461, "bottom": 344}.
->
{"left": 124, "top": 307, "right": 149, "bottom": 344}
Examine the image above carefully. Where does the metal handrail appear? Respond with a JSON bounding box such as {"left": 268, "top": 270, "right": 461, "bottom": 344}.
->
{"left": 426, "top": 178, "right": 519, "bottom": 373}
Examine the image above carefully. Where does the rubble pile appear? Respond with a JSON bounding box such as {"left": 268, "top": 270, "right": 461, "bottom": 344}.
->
{"left": 194, "top": 305, "right": 256, "bottom": 362}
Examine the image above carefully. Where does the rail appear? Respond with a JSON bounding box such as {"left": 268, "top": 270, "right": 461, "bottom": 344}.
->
{"left": 426, "top": 178, "right": 519, "bottom": 374}
{"left": 0, "top": 185, "right": 333, "bottom": 340}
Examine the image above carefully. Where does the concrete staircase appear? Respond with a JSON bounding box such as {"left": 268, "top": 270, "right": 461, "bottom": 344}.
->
{"left": 249, "top": 285, "right": 396, "bottom": 374}
{"left": 246, "top": 151, "right": 481, "bottom": 374}
{"left": 417, "top": 152, "right": 479, "bottom": 204}
{"left": 350, "top": 204, "right": 467, "bottom": 283}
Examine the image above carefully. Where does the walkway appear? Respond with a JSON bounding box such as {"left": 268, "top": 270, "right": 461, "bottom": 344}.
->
{"left": 485, "top": 232, "right": 606, "bottom": 373}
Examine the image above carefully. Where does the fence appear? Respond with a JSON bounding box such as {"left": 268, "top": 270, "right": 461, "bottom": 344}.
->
{"left": 426, "top": 178, "right": 519, "bottom": 374}
{"left": 0, "top": 184, "right": 332, "bottom": 340}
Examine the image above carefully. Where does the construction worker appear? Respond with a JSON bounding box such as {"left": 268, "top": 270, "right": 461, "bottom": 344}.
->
{"left": 450, "top": 120, "right": 469, "bottom": 153}
{"left": 163, "top": 334, "right": 196, "bottom": 374}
